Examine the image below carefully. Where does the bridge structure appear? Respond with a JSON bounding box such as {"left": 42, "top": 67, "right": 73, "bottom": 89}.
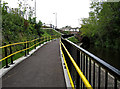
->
{"left": 0, "top": 32, "right": 120, "bottom": 89}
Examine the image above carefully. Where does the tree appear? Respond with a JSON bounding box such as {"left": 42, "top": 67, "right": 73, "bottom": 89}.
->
{"left": 80, "top": 1, "right": 120, "bottom": 49}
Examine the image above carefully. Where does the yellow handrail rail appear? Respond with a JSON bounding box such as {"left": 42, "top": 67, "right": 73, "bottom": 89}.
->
{"left": 0, "top": 40, "right": 44, "bottom": 62}
{"left": 0, "top": 36, "right": 58, "bottom": 63}
{"left": 0, "top": 36, "right": 51, "bottom": 49}
{"left": 60, "top": 40, "right": 93, "bottom": 89}
{"left": 0, "top": 42, "right": 27, "bottom": 49}
{"left": 60, "top": 41, "right": 75, "bottom": 89}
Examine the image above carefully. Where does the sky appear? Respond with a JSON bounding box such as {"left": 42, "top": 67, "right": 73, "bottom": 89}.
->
{"left": 3, "top": 0, "right": 91, "bottom": 28}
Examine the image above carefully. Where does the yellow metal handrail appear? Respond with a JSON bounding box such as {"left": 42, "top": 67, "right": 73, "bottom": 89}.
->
{"left": 60, "top": 40, "right": 93, "bottom": 89}
{"left": 0, "top": 37, "right": 46, "bottom": 49}
{"left": 0, "top": 42, "right": 27, "bottom": 49}
{"left": 0, "top": 40, "right": 44, "bottom": 62}
{"left": 0, "top": 36, "right": 58, "bottom": 63}
{"left": 60, "top": 41, "right": 75, "bottom": 89}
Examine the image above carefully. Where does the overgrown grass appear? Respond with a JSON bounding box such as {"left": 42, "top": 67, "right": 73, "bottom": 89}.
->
{"left": 42, "top": 29, "right": 61, "bottom": 37}
{"left": 68, "top": 36, "right": 79, "bottom": 44}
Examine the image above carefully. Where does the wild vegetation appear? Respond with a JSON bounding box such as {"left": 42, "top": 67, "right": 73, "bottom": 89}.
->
{"left": 1, "top": 1, "right": 60, "bottom": 45}
{"left": 2, "top": 2, "right": 43, "bottom": 44}
{"left": 68, "top": 36, "right": 79, "bottom": 44}
{"left": 80, "top": 1, "right": 120, "bottom": 50}
{"left": 1, "top": 1, "right": 61, "bottom": 67}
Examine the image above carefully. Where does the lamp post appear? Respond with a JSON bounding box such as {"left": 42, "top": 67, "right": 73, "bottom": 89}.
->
{"left": 53, "top": 12, "right": 57, "bottom": 28}
{"left": 34, "top": 0, "right": 36, "bottom": 22}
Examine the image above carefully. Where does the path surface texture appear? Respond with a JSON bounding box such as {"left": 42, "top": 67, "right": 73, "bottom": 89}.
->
{"left": 2, "top": 39, "right": 66, "bottom": 88}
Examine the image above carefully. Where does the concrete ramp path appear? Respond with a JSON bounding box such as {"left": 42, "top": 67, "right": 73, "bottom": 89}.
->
{"left": 2, "top": 39, "right": 66, "bottom": 88}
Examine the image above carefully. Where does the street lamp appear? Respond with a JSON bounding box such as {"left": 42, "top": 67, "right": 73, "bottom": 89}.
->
{"left": 35, "top": 0, "right": 36, "bottom": 22}
{"left": 53, "top": 12, "right": 57, "bottom": 28}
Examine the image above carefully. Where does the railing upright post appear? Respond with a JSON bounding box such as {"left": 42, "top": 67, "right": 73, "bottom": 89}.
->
{"left": 24, "top": 41, "right": 27, "bottom": 56}
{"left": 39, "top": 37, "right": 41, "bottom": 46}
{"left": 89, "top": 58, "right": 91, "bottom": 84}
{"left": 44, "top": 36, "right": 45, "bottom": 43}
{"left": 50, "top": 36, "right": 51, "bottom": 41}
{"left": 34, "top": 38, "right": 36, "bottom": 49}
{"left": 105, "top": 71, "right": 108, "bottom": 89}
{"left": 93, "top": 62, "right": 95, "bottom": 89}
{"left": 9, "top": 42, "right": 14, "bottom": 64}
{"left": 86, "top": 56, "right": 88, "bottom": 79}
{"left": 80, "top": 52, "right": 83, "bottom": 89}
{"left": 83, "top": 53, "right": 85, "bottom": 89}
{"left": 27, "top": 40, "right": 29, "bottom": 55}
{"left": 48, "top": 36, "right": 49, "bottom": 41}
{"left": 76, "top": 49, "right": 80, "bottom": 89}
{"left": 114, "top": 77, "right": 117, "bottom": 89}
{"left": 4, "top": 43, "right": 9, "bottom": 68}
{"left": 98, "top": 66, "right": 101, "bottom": 89}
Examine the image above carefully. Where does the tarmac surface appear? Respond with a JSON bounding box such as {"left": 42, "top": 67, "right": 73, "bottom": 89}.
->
{"left": 2, "top": 39, "right": 66, "bottom": 88}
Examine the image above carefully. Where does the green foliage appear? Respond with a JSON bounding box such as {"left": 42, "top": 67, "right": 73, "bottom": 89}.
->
{"left": 80, "top": 1, "right": 120, "bottom": 50}
{"left": 2, "top": 1, "right": 44, "bottom": 44}
{"left": 68, "top": 36, "right": 79, "bottom": 44}
{"left": 1, "top": 1, "right": 61, "bottom": 68}
{"left": 42, "top": 29, "right": 61, "bottom": 37}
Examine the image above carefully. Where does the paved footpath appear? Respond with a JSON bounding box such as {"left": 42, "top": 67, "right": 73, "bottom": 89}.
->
{"left": 2, "top": 39, "right": 66, "bottom": 88}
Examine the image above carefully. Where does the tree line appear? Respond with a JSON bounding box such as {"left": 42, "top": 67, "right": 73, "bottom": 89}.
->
{"left": 80, "top": 1, "right": 120, "bottom": 50}
{"left": 1, "top": 1, "right": 43, "bottom": 44}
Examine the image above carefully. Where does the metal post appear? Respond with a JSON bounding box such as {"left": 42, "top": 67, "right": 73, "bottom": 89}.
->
{"left": 49, "top": 36, "right": 50, "bottom": 41}
{"left": 53, "top": 25, "right": 54, "bottom": 29}
{"left": 53, "top": 12, "right": 57, "bottom": 28}
{"left": 93, "top": 62, "right": 95, "bottom": 89}
{"left": 25, "top": 41, "right": 27, "bottom": 56}
{"left": 98, "top": 66, "right": 101, "bottom": 89}
{"left": 105, "top": 71, "right": 108, "bottom": 89}
{"left": 80, "top": 52, "right": 83, "bottom": 89}
{"left": 76, "top": 49, "right": 80, "bottom": 89}
{"left": 27, "top": 40, "right": 29, "bottom": 55}
{"left": 83, "top": 54, "right": 85, "bottom": 89}
{"left": 9, "top": 42, "right": 14, "bottom": 64}
{"left": 86, "top": 56, "right": 88, "bottom": 79}
{"left": 4, "top": 43, "right": 9, "bottom": 68}
{"left": 39, "top": 37, "right": 41, "bottom": 46}
{"left": 114, "top": 77, "right": 117, "bottom": 89}
{"left": 35, "top": 0, "right": 36, "bottom": 22}
{"left": 89, "top": 58, "right": 91, "bottom": 84}
{"left": 44, "top": 36, "right": 45, "bottom": 43}
{"left": 34, "top": 38, "right": 36, "bottom": 49}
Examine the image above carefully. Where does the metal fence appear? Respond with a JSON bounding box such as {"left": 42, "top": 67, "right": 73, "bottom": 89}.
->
{"left": 61, "top": 37, "right": 120, "bottom": 89}
{"left": 0, "top": 36, "right": 58, "bottom": 68}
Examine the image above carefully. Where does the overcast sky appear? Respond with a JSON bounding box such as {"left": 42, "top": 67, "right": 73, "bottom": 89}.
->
{"left": 3, "top": 0, "right": 91, "bottom": 28}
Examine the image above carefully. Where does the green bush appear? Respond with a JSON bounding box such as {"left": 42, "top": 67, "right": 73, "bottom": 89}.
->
{"left": 68, "top": 36, "right": 79, "bottom": 44}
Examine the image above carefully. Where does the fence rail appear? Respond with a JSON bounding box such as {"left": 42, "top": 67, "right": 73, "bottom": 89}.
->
{"left": 0, "top": 36, "right": 58, "bottom": 68}
{"left": 60, "top": 40, "right": 92, "bottom": 89}
{"left": 61, "top": 37, "right": 120, "bottom": 89}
